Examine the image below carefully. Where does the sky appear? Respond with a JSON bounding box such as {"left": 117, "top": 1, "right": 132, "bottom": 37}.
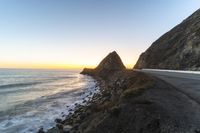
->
{"left": 0, "top": 0, "right": 200, "bottom": 69}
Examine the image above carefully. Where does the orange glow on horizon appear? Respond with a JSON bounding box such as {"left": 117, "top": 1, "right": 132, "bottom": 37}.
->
{"left": 0, "top": 50, "right": 136, "bottom": 69}
{"left": 0, "top": 62, "right": 134, "bottom": 70}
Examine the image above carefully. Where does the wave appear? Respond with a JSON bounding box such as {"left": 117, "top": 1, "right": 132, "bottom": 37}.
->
{"left": 0, "top": 82, "right": 42, "bottom": 89}
{"left": 0, "top": 76, "right": 76, "bottom": 90}
{"left": 0, "top": 73, "right": 97, "bottom": 133}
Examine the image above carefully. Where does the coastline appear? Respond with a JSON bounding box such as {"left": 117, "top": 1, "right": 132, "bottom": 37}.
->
{"left": 45, "top": 69, "right": 200, "bottom": 133}
{"left": 45, "top": 74, "right": 107, "bottom": 133}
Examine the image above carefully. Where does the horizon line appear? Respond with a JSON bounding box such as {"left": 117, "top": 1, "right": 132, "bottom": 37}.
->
{"left": 0, "top": 63, "right": 134, "bottom": 70}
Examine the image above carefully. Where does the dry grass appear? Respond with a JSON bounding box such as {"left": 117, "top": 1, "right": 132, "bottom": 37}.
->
{"left": 121, "top": 74, "right": 154, "bottom": 100}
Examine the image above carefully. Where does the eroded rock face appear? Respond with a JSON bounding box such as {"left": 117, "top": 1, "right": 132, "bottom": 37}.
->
{"left": 134, "top": 9, "right": 200, "bottom": 71}
{"left": 81, "top": 51, "right": 126, "bottom": 79}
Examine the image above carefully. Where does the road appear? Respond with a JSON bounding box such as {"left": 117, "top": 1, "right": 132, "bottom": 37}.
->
{"left": 140, "top": 69, "right": 200, "bottom": 104}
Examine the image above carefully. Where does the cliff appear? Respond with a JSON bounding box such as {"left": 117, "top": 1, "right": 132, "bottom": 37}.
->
{"left": 134, "top": 9, "right": 200, "bottom": 70}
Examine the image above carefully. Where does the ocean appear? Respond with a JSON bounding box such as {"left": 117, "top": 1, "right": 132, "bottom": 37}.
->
{"left": 0, "top": 69, "right": 98, "bottom": 133}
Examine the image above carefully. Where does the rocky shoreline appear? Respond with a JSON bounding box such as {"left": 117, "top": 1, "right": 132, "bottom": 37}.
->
{"left": 44, "top": 70, "right": 154, "bottom": 133}
{"left": 43, "top": 77, "right": 106, "bottom": 133}
{"left": 45, "top": 70, "right": 200, "bottom": 133}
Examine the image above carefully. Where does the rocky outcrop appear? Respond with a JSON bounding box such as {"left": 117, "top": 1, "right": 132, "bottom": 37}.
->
{"left": 81, "top": 51, "right": 126, "bottom": 79}
{"left": 134, "top": 9, "right": 200, "bottom": 70}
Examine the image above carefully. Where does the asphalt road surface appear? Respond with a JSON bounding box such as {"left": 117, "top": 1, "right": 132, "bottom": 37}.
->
{"left": 141, "top": 69, "right": 200, "bottom": 104}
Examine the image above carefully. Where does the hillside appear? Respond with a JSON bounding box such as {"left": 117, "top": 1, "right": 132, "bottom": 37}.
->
{"left": 134, "top": 9, "right": 200, "bottom": 70}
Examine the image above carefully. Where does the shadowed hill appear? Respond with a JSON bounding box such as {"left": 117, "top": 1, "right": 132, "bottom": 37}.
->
{"left": 134, "top": 9, "right": 200, "bottom": 70}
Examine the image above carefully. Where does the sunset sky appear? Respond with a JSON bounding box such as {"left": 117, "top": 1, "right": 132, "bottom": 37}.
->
{"left": 0, "top": 0, "right": 200, "bottom": 69}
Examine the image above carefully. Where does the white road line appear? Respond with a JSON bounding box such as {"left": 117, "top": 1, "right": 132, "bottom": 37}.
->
{"left": 141, "top": 69, "right": 200, "bottom": 75}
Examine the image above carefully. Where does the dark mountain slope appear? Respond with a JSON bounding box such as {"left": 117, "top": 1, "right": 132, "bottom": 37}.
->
{"left": 134, "top": 9, "right": 200, "bottom": 70}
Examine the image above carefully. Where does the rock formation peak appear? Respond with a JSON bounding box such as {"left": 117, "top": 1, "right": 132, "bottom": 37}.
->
{"left": 81, "top": 51, "right": 126, "bottom": 79}
{"left": 95, "top": 51, "right": 125, "bottom": 72}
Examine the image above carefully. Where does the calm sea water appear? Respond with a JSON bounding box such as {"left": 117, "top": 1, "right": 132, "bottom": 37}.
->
{"left": 0, "top": 69, "right": 98, "bottom": 133}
